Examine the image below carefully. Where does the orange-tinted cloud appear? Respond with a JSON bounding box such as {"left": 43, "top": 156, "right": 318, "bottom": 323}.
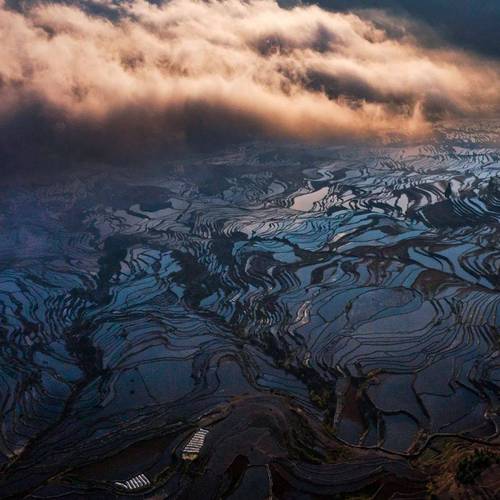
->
{"left": 1, "top": 0, "right": 499, "bottom": 160}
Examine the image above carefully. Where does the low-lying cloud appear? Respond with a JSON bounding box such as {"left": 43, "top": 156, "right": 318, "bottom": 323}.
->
{"left": 1, "top": 0, "right": 500, "bottom": 163}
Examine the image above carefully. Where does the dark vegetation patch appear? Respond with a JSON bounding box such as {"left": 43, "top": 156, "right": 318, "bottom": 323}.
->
{"left": 455, "top": 449, "right": 499, "bottom": 485}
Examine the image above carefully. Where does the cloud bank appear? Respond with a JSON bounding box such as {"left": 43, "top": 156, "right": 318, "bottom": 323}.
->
{"left": 1, "top": 0, "right": 500, "bottom": 163}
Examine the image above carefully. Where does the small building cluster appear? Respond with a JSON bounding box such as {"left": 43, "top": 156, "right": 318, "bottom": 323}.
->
{"left": 114, "top": 473, "right": 151, "bottom": 491}
{"left": 182, "top": 428, "right": 209, "bottom": 460}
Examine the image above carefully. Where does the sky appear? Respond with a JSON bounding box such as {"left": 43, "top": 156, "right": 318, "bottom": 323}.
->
{"left": 1, "top": 0, "right": 499, "bottom": 167}
{"left": 309, "top": 1, "right": 500, "bottom": 59}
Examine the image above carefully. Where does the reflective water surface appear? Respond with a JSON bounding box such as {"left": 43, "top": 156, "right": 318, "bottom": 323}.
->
{"left": 0, "top": 122, "right": 499, "bottom": 498}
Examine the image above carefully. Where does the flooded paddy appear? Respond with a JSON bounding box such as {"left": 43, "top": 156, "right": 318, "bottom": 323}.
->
{"left": 0, "top": 122, "right": 499, "bottom": 498}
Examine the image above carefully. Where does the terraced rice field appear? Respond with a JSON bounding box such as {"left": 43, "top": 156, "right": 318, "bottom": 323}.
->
{"left": 0, "top": 121, "right": 499, "bottom": 498}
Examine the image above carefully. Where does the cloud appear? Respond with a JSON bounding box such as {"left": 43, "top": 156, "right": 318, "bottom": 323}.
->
{"left": 309, "top": 0, "right": 500, "bottom": 59}
{"left": 0, "top": 0, "right": 499, "bottom": 164}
